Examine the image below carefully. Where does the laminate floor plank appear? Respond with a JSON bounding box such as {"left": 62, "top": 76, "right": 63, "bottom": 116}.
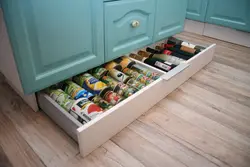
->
{"left": 169, "top": 88, "right": 250, "bottom": 138}
{"left": 0, "top": 81, "right": 79, "bottom": 167}
{"left": 178, "top": 82, "right": 250, "bottom": 123}
{"left": 191, "top": 71, "right": 250, "bottom": 108}
{"left": 0, "top": 112, "right": 46, "bottom": 167}
{"left": 203, "top": 62, "right": 250, "bottom": 86}
{"left": 128, "top": 120, "right": 219, "bottom": 167}
{"left": 138, "top": 106, "right": 250, "bottom": 167}
{"left": 0, "top": 146, "right": 13, "bottom": 167}
{"left": 111, "top": 128, "right": 188, "bottom": 167}
{"left": 158, "top": 98, "right": 250, "bottom": 154}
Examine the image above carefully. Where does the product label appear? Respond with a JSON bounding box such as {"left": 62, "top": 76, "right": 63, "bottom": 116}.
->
{"left": 108, "top": 69, "right": 130, "bottom": 83}
{"left": 71, "top": 98, "right": 103, "bottom": 120}
{"left": 154, "top": 61, "right": 171, "bottom": 71}
{"left": 181, "top": 42, "right": 196, "bottom": 49}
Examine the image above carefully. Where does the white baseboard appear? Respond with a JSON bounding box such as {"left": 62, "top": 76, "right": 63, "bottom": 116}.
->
{"left": 184, "top": 19, "right": 205, "bottom": 35}
{"left": 184, "top": 19, "right": 250, "bottom": 47}
{"left": 203, "top": 23, "right": 250, "bottom": 47}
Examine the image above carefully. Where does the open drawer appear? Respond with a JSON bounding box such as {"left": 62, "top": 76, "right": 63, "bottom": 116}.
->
{"left": 38, "top": 40, "right": 216, "bottom": 157}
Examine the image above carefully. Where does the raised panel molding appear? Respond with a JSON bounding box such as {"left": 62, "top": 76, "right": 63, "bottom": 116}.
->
{"left": 1, "top": 0, "right": 104, "bottom": 94}
{"left": 205, "top": 0, "right": 250, "bottom": 32}
{"left": 154, "top": 0, "right": 187, "bottom": 42}
{"left": 105, "top": 0, "right": 155, "bottom": 62}
{"left": 186, "top": 0, "right": 208, "bottom": 22}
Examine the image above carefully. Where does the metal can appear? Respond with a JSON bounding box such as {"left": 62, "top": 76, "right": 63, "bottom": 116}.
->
{"left": 46, "top": 88, "right": 75, "bottom": 112}
{"left": 102, "top": 90, "right": 123, "bottom": 105}
{"left": 89, "top": 67, "right": 108, "bottom": 80}
{"left": 108, "top": 69, "right": 131, "bottom": 83}
{"left": 118, "top": 82, "right": 137, "bottom": 97}
{"left": 105, "top": 61, "right": 122, "bottom": 71}
{"left": 73, "top": 73, "right": 111, "bottom": 96}
{"left": 71, "top": 98, "right": 103, "bottom": 121}
{"left": 122, "top": 68, "right": 154, "bottom": 85}
{"left": 89, "top": 96, "right": 113, "bottom": 111}
{"left": 126, "top": 78, "right": 145, "bottom": 91}
{"left": 131, "top": 64, "right": 160, "bottom": 80}
{"left": 101, "top": 75, "right": 136, "bottom": 97}
{"left": 61, "top": 80, "right": 94, "bottom": 100}
{"left": 114, "top": 56, "right": 136, "bottom": 69}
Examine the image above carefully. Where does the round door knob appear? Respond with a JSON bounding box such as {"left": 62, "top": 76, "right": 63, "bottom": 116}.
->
{"left": 131, "top": 20, "right": 140, "bottom": 28}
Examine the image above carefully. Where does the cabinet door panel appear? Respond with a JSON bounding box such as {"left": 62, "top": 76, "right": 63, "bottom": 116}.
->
{"left": 205, "top": 0, "right": 250, "bottom": 32}
{"left": 186, "top": 0, "right": 208, "bottom": 22}
{"left": 1, "top": 0, "right": 104, "bottom": 94}
{"left": 104, "top": 0, "right": 155, "bottom": 62}
{"left": 154, "top": 0, "right": 187, "bottom": 42}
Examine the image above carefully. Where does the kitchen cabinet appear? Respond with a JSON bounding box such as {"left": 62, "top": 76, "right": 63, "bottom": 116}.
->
{"left": 154, "top": 0, "right": 187, "bottom": 41}
{"left": 0, "top": 0, "right": 187, "bottom": 96}
{"left": 104, "top": 0, "right": 155, "bottom": 62}
{"left": 205, "top": 0, "right": 250, "bottom": 32}
{"left": 186, "top": 0, "right": 208, "bottom": 22}
{"left": 1, "top": 0, "right": 104, "bottom": 94}
{"left": 186, "top": 0, "right": 250, "bottom": 32}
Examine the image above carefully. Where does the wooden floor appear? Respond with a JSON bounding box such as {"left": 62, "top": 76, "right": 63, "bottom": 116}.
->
{"left": 1, "top": 32, "right": 250, "bottom": 167}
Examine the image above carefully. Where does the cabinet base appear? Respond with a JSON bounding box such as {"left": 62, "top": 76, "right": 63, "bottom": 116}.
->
{"left": 184, "top": 19, "right": 250, "bottom": 47}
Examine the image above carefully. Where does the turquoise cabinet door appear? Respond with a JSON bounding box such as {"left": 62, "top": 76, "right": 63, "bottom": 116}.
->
{"left": 104, "top": 0, "right": 155, "bottom": 62}
{"left": 186, "top": 0, "right": 208, "bottom": 22}
{"left": 205, "top": 0, "right": 250, "bottom": 32}
{"left": 154, "top": 0, "right": 188, "bottom": 42}
{"left": 1, "top": 0, "right": 104, "bottom": 94}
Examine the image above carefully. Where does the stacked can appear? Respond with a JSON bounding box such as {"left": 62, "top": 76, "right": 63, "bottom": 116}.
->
{"left": 105, "top": 61, "right": 122, "bottom": 71}
{"left": 71, "top": 98, "right": 103, "bottom": 121}
{"left": 101, "top": 75, "right": 136, "bottom": 98}
{"left": 73, "top": 73, "right": 123, "bottom": 105}
{"left": 46, "top": 89, "right": 74, "bottom": 112}
{"left": 61, "top": 80, "right": 94, "bottom": 100}
{"left": 46, "top": 89, "right": 90, "bottom": 124}
{"left": 89, "top": 67, "right": 108, "bottom": 80}
{"left": 122, "top": 67, "right": 154, "bottom": 85}
{"left": 107, "top": 68, "right": 145, "bottom": 90}
{"left": 107, "top": 68, "right": 131, "bottom": 83}
{"left": 114, "top": 56, "right": 136, "bottom": 69}
{"left": 89, "top": 96, "right": 113, "bottom": 111}
{"left": 131, "top": 64, "right": 160, "bottom": 80}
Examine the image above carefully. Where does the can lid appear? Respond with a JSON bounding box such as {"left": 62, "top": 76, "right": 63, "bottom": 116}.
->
{"left": 99, "top": 86, "right": 113, "bottom": 98}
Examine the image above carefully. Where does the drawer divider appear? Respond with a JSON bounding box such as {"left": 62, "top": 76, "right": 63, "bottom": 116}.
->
{"left": 161, "top": 63, "right": 190, "bottom": 81}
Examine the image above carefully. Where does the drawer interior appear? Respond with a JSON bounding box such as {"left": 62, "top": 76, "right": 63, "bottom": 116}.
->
{"left": 37, "top": 58, "right": 165, "bottom": 141}
{"left": 37, "top": 36, "right": 216, "bottom": 157}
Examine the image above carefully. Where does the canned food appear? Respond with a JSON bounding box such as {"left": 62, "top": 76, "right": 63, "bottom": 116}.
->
{"left": 71, "top": 98, "right": 103, "bottom": 121}
{"left": 101, "top": 75, "right": 136, "bottom": 97}
{"left": 89, "top": 96, "right": 113, "bottom": 111}
{"left": 105, "top": 61, "right": 122, "bottom": 71}
{"left": 102, "top": 90, "right": 123, "bottom": 105}
{"left": 118, "top": 82, "right": 137, "bottom": 97}
{"left": 122, "top": 68, "right": 153, "bottom": 85}
{"left": 114, "top": 56, "right": 136, "bottom": 69}
{"left": 108, "top": 69, "right": 131, "bottom": 83}
{"left": 73, "top": 73, "right": 111, "bottom": 96}
{"left": 89, "top": 67, "right": 108, "bottom": 80}
{"left": 46, "top": 88, "right": 75, "bottom": 111}
{"left": 131, "top": 64, "right": 160, "bottom": 80}
{"left": 61, "top": 80, "right": 94, "bottom": 100}
{"left": 126, "top": 78, "right": 145, "bottom": 90}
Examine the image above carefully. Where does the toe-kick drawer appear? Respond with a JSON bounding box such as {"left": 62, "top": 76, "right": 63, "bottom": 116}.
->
{"left": 38, "top": 40, "right": 216, "bottom": 158}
